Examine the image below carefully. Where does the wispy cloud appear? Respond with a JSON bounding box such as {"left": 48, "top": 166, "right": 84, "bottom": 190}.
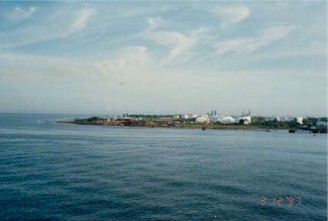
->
{"left": 146, "top": 28, "right": 208, "bottom": 62}
{"left": 147, "top": 16, "right": 165, "bottom": 29}
{"left": 0, "top": 2, "right": 326, "bottom": 115}
{"left": 94, "top": 46, "right": 150, "bottom": 77}
{"left": 69, "top": 8, "right": 96, "bottom": 34}
{"left": 211, "top": 5, "right": 250, "bottom": 27}
{"left": 6, "top": 6, "right": 38, "bottom": 22}
{"left": 149, "top": 31, "right": 196, "bottom": 61}
{"left": 215, "top": 26, "right": 295, "bottom": 56}
{"left": 0, "top": 7, "right": 96, "bottom": 49}
{"left": 240, "top": 41, "right": 327, "bottom": 63}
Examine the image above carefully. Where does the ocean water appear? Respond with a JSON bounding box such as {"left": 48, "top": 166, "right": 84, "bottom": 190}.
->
{"left": 0, "top": 113, "right": 326, "bottom": 220}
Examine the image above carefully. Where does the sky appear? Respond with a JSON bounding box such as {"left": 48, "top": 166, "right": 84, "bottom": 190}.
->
{"left": 0, "top": 1, "right": 327, "bottom": 116}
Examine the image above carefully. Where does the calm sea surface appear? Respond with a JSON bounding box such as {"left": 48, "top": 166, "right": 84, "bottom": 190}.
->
{"left": 0, "top": 113, "right": 326, "bottom": 220}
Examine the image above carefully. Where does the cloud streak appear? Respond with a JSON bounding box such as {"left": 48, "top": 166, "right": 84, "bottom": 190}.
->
{"left": 0, "top": 2, "right": 326, "bottom": 115}
{"left": 146, "top": 28, "right": 208, "bottom": 62}
{"left": 94, "top": 46, "right": 150, "bottom": 77}
{"left": 216, "top": 26, "right": 295, "bottom": 56}
{"left": 69, "top": 8, "right": 96, "bottom": 34}
{"left": 211, "top": 5, "right": 250, "bottom": 26}
{"left": 6, "top": 6, "right": 38, "bottom": 22}
{"left": 0, "top": 7, "right": 96, "bottom": 49}
{"left": 147, "top": 16, "right": 165, "bottom": 30}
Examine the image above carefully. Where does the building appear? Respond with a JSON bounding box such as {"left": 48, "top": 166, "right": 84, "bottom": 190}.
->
{"left": 196, "top": 115, "right": 210, "bottom": 123}
{"left": 238, "top": 116, "right": 252, "bottom": 125}
{"left": 296, "top": 116, "right": 304, "bottom": 124}
{"left": 209, "top": 115, "right": 220, "bottom": 123}
{"left": 218, "top": 116, "right": 237, "bottom": 124}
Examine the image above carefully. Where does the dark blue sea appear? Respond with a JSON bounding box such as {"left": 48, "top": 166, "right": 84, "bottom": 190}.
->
{"left": 0, "top": 113, "right": 326, "bottom": 220}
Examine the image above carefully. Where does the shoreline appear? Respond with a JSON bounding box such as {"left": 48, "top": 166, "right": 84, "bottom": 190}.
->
{"left": 57, "top": 120, "right": 277, "bottom": 132}
{"left": 56, "top": 116, "right": 327, "bottom": 133}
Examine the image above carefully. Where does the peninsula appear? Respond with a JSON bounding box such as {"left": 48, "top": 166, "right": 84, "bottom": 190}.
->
{"left": 58, "top": 114, "right": 327, "bottom": 133}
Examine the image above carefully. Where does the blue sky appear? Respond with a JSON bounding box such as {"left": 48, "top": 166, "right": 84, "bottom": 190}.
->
{"left": 0, "top": 1, "right": 326, "bottom": 116}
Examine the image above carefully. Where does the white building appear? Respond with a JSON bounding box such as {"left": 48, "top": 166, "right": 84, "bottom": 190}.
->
{"left": 219, "top": 116, "right": 237, "bottom": 124}
{"left": 182, "top": 114, "right": 190, "bottom": 119}
{"left": 175, "top": 114, "right": 196, "bottom": 119}
{"left": 238, "top": 116, "right": 252, "bottom": 125}
{"left": 296, "top": 117, "right": 304, "bottom": 124}
{"left": 196, "top": 115, "right": 210, "bottom": 123}
{"left": 209, "top": 115, "right": 220, "bottom": 123}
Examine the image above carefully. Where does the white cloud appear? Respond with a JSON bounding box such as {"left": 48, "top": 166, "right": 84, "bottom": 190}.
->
{"left": 6, "top": 6, "right": 38, "bottom": 22}
{"left": 211, "top": 5, "right": 250, "bottom": 26}
{"left": 216, "top": 26, "right": 295, "bottom": 56}
{"left": 147, "top": 16, "right": 165, "bottom": 29}
{"left": 146, "top": 28, "right": 208, "bottom": 62}
{"left": 69, "top": 8, "right": 96, "bottom": 34}
{"left": 241, "top": 41, "right": 327, "bottom": 62}
{"left": 0, "top": 7, "right": 96, "bottom": 49}
{"left": 94, "top": 46, "right": 150, "bottom": 76}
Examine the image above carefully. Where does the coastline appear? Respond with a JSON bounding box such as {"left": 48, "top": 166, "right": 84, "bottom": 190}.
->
{"left": 57, "top": 120, "right": 276, "bottom": 132}
{"left": 56, "top": 116, "right": 327, "bottom": 133}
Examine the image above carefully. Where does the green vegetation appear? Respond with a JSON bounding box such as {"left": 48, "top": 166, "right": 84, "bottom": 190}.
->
{"left": 251, "top": 119, "right": 299, "bottom": 129}
{"left": 74, "top": 116, "right": 104, "bottom": 124}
